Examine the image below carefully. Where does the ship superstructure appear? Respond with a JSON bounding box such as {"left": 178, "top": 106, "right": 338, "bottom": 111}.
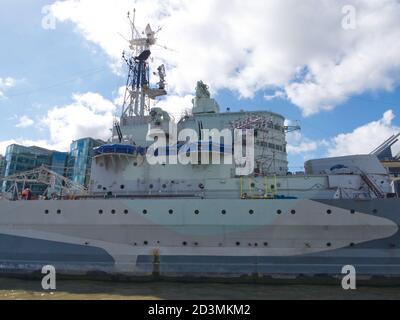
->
{"left": 0, "top": 13, "right": 399, "bottom": 282}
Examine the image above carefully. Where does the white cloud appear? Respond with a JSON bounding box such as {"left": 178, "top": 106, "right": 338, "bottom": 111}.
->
{"left": 0, "top": 77, "right": 16, "bottom": 98}
{"left": 287, "top": 110, "right": 400, "bottom": 161}
{"left": 327, "top": 110, "right": 400, "bottom": 157}
{"left": 264, "top": 91, "right": 286, "bottom": 102}
{"left": 41, "top": 92, "right": 117, "bottom": 151}
{"left": 0, "top": 92, "right": 116, "bottom": 155}
{"left": 15, "top": 116, "right": 34, "bottom": 128}
{"left": 50, "top": 0, "right": 400, "bottom": 116}
{"left": 286, "top": 131, "right": 319, "bottom": 155}
{"left": 153, "top": 94, "right": 194, "bottom": 121}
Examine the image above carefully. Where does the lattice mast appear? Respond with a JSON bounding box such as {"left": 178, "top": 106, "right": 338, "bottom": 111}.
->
{"left": 121, "top": 9, "right": 167, "bottom": 119}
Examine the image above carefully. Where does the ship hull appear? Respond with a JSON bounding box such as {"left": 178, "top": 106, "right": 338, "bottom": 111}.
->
{"left": 0, "top": 198, "right": 399, "bottom": 282}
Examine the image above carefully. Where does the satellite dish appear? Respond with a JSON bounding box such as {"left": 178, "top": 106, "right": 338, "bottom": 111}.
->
{"left": 136, "top": 49, "right": 151, "bottom": 61}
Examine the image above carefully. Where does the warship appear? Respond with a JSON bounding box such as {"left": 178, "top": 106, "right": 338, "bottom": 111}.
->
{"left": 0, "top": 13, "right": 399, "bottom": 282}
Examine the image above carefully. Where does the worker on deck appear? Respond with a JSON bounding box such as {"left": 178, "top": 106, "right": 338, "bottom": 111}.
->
{"left": 21, "top": 188, "right": 32, "bottom": 200}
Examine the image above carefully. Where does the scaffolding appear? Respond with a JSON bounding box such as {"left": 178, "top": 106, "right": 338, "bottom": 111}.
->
{"left": 0, "top": 165, "right": 88, "bottom": 200}
{"left": 230, "top": 114, "right": 300, "bottom": 175}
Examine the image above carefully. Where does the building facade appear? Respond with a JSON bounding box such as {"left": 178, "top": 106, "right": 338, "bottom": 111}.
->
{"left": 67, "top": 138, "right": 105, "bottom": 187}
{"left": 0, "top": 155, "right": 6, "bottom": 177}
{"left": 0, "top": 138, "right": 104, "bottom": 196}
{"left": 2, "top": 145, "right": 57, "bottom": 195}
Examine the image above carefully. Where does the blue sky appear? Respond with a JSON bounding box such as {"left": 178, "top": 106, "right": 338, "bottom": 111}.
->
{"left": 0, "top": 0, "right": 399, "bottom": 170}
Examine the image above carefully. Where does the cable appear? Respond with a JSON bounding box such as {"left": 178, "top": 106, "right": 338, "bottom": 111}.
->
{"left": 5, "top": 67, "right": 111, "bottom": 98}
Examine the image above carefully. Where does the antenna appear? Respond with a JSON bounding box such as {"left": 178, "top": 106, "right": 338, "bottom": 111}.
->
{"left": 120, "top": 9, "right": 167, "bottom": 119}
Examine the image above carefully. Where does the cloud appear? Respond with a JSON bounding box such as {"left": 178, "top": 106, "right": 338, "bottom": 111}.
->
{"left": 50, "top": 0, "right": 400, "bottom": 116}
{"left": 41, "top": 92, "right": 117, "bottom": 151}
{"left": 287, "top": 110, "right": 400, "bottom": 161}
{"left": 0, "top": 92, "right": 116, "bottom": 155}
{"left": 153, "top": 94, "right": 194, "bottom": 121}
{"left": 0, "top": 77, "right": 16, "bottom": 98}
{"left": 15, "top": 116, "right": 34, "bottom": 128}
{"left": 327, "top": 110, "right": 400, "bottom": 157}
{"left": 286, "top": 131, "right": 319, "bottom": 155}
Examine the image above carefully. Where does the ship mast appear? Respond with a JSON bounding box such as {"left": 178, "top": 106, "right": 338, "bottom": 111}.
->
{"left": 121, "top": 9, "right": 167, "bottom": 119}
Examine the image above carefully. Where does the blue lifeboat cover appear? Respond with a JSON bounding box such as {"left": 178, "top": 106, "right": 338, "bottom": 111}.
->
{"left": 94, "top": 144, "right": 137, "bottom": 156}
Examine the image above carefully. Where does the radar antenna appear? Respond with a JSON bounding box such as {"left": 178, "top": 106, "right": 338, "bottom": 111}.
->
{"left": 120, "top": 9, "right": 167, "bottom": 119}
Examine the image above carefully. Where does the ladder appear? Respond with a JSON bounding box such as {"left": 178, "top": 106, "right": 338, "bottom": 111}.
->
{"left": 361, "top": 174, "right": 385, "bottom": 199}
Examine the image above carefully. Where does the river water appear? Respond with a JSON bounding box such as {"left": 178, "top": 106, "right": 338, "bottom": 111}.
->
{"left": 1, "top": 278, "right": 400, "bottom": 300}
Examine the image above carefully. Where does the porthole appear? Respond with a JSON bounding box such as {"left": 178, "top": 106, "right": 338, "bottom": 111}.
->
{"left": 57, "top": 210, "right": 61, "bottom": 214}
{"left": 250, "top": 183, "right": 255, "bottom": 188}
{"left": 149, "top": 184, "right": 154, "bottom": 189}
{"left": 44, "top": 210, "right": 49, "bottom": 214}
{"left": 97, "top": 185, "right": 102, "bottom": 190}
{"left": 326, "top": 242, "right": 332, "bottom": 247}
{"left": 194, "top": 210, "right": 200, "bottom": 215}
{"left": 98, "top": 210, "right": 103, "bottom": 214}
{"left": 144, "top": 241, "right": 148, "bottom": 246}
{"left": 236, "top": 242, "right": 241, "bottom": 246}
{"left": 199, "top": 183, "right": 205, "bottom": 189}
{"left": 373, "top": 209, "right": 378, "bottom": 214}
{"left": 221, "top": 210, "right": 226, "bottom": 215}
{"left": 264, "top": 242, "right": 268, "bottom": 247}
{"left": 120, "top": 185, "right": 125, "bottom": 190}
{"left": 254, "top": 243, "right": 258, "bottom": 247}
{"left": 194, "top": 242, "right": 199, "bottom": 246}
{"left": 182, "top": 241, "right": 187, "bottom": 246}
{"left": 277, "top": 210, "right": 282, "bottom": 215}
{"left": 291, "top": 210, "right": 296, "bottom": 215}
{"left": 162, "top": 184, "right": 167, "bottom": 189}
{"left": 169, "top": 209, "right": 174, "bottom": 214}
{"left": 249, "top": 210, "right": 254, "bottom": 215}
{"left": 350, "top": 209, "right": 355, "bottom": 214}
{"left": 133, "top": 163, "right": 138, "bottom": 167}
{"left": 143, "top": 210, "right": 147, "bottom": 215}
{"left": 124, "top": 210, "right": 128, "bottom": 214}
{"left": 327, "top": 209, "right": 332, "bottom": 215}
{"left": 350, "top": 243, "right": 355, "bottom": 247}
{"left": 111, "top": 209, "right": 116, "bottom": 214}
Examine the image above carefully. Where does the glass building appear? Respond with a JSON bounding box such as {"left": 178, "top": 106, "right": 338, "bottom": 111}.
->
{"left": 0, "top": 155, "right": 6, "bottom": 177}
{"left": 50, "top": 152, "right": 68, "bottom": 177}
{"left": 2, "top": 145, "right": 55, "bottom": 195}
{"left": 68, "top": 138, "right": 104, "bottom": 187}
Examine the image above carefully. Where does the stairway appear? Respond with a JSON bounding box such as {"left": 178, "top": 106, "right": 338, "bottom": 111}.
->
{"left": 361, "top": 174, "right": 385, "bottom": 199}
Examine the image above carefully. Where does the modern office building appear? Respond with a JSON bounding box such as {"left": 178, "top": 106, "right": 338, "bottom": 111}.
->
{"left": 50, "top": 151, "right": 69, "bottom": 177}
{"left": 67, "top": 138, "right": 105, "bottom": 187}
{"left": 0, "top": 155, "right": 6, "bottom": 177}
{"left": 2, "top": 144, "right": 56, "bottom": 195}
{"left": 0, "top": 138, "right": 105, "bottom": 195}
